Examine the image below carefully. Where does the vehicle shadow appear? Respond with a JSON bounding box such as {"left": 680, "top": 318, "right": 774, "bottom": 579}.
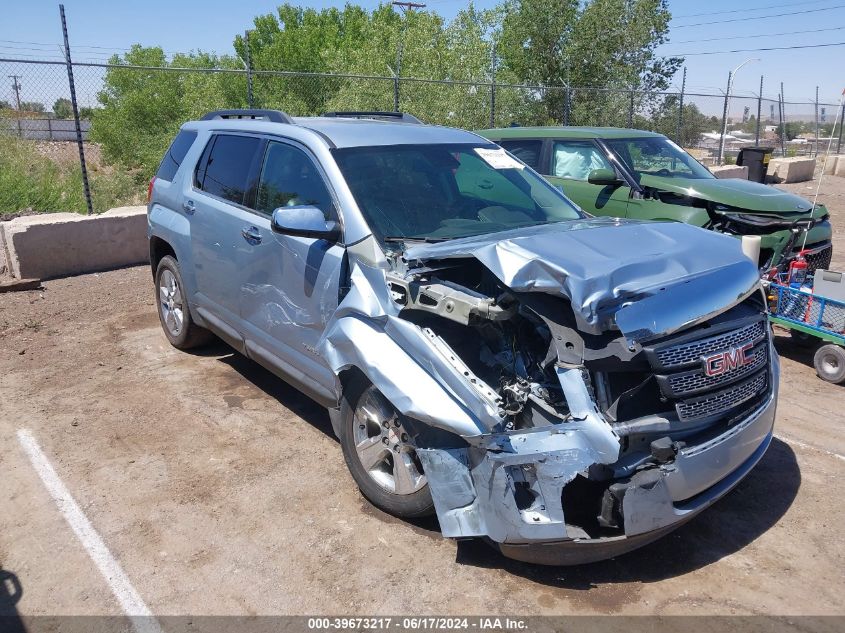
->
{"left": 772, "top": 331, "right": 818, "bottom": 364}
{"left": 201, "top": 340, "right": 337, "bottom": 441}
{"left": 0, "top": 567, "right": 25, "bottom": 633}
{"left": 455, "top": 437, "right": 800, "bottom": 586}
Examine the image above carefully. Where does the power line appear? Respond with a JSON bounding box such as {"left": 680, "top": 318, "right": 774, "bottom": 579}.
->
{"left": 673, "top": 4, "right": 845, "bottom": 29}
{"left": 670, "top": 25, "right": 845, "bottom": 45}
{"left": 665, "top": 40, "right": 845, "bottom": 56}
{"left": 673, "top": 0, "right": 830, "bottom": 20}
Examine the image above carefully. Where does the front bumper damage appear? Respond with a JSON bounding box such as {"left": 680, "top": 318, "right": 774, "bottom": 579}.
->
{"left": 319, "top": 221, "right": 777, "bottom": 564}
{"left": 417, "top": 353, "right": 778, "bottom": 565}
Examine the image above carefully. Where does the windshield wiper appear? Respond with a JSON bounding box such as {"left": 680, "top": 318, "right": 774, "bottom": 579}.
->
{"left": 382, "top": 235, "right": 449, "bottom": 243}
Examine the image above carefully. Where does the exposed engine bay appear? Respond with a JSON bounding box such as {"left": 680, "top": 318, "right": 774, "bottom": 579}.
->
{"left": 318, "top": 220, "right": 779, "bottom": 564}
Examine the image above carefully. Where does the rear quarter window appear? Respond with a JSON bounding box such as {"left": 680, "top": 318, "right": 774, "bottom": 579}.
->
{"left": 497, "top": 139, "right": 543, "bottom": 172}
{"left": 195, "top": 134, "right": 263, "bottom": 206}
{"left": 156, "top": 130, "right": 197, "bottom": 181}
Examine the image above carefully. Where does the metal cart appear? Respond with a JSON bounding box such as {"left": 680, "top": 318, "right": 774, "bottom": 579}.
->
{"left": 769, "top": 279, "right": 845, "bottom": 384}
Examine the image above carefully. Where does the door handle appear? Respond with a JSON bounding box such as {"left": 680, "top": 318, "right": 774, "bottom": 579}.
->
{"left": 182, "top": 200, "right": 196, "bottom": 214}
{"left": 241, "top": 226, "right": 262, "bottom": 244}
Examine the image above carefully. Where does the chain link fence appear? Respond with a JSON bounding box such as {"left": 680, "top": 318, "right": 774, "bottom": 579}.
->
{"left": 2, "top": 56, "right": 843, "bottom": 215}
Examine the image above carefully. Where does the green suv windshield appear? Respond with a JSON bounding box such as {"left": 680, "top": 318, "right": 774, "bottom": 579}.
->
{"left": 604, "top": 137, "right": 714, "bottom": 182}
{"left": 332, "top": 143, "right": 583, "bottom": 243}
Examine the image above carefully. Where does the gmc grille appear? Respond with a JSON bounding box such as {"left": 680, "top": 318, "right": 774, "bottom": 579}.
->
{"left": 645, "top": 314, "right": 772, "bottom": 424}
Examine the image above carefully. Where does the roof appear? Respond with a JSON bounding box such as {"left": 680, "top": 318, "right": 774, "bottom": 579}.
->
{"left": 476, "top": 126, "right": 665, "bottom": 140}
{"left": 185, "top": 115, "right": 494, "bottom": 149}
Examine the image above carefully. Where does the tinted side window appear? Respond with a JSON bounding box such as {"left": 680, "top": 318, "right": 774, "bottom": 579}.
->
{"left": 498, "top": 140, "right": 543, "bottom": 172}
{"left": 199, "top": 134, "right": 262, "bottom": 205}
{"left": 256, "top": 142, "right": 334, "bottom": 218}
{"left": 156, "top": 129, "right": 197, "bottom": 181}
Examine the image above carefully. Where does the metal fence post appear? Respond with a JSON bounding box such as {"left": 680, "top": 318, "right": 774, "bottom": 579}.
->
{"left": 627, "top": 86, "right": 634, "bottom": 127}
{"left": 563, "top": 85, "right": 571, "bottom": 126}
{"left": 717, "top": 70, "right": 731, "bottom": 166}
{"left": 838, "top": 100, "right": 844, "bottom": 154}
{"left": 814, "top": 86, "right": 819, "bottom": 157}
{"left": 489, "top": 41, "right": 496, "bottom": 128}
{"left": 778, "top": 89, "right": 786, "bottom": 157}
{"left": 244, "top": 30, "right": 254, "bottom": 108}
{"left": 676, "top": 67, "right": 686, "bottom": 143}
{"left": 59, "top": 4, "right": 93, "bottom": 215}
{"left": 755, "top": 75, "right": 763, "bottom": 146}
{"left": 47, "top": 117, "right": 52, "bottom": 141}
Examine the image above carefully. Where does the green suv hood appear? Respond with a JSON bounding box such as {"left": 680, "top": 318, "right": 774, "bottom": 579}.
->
{"left": 640, "top": 175, "right": 817, "bottom": 215}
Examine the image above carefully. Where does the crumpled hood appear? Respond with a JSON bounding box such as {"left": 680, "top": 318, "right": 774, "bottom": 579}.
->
{"left": 640, "top": 174, "right": 816, "bottom": 214}
{"left": 404, "top": 218, "right": 761, "bottom": 338}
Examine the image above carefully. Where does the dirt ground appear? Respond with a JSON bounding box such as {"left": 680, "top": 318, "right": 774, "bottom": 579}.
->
{"left": 1, "top": 179, "right": 844, "bottom": 619}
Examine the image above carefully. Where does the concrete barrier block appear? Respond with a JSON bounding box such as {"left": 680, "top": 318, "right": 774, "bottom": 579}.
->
{"left": 767, "top": 157, "right": 816, "bottom": 183}
{"left": 835, "top": 156, "right": 845, "bottom": 178}
{"left": 710, "top": 165, "right": 748, "bottom": 179}
{"left": 822, "top": 155, "right": 842, "bottom": 176}
{"left": 0, "top": 206, "right": 148, "bottom": 281}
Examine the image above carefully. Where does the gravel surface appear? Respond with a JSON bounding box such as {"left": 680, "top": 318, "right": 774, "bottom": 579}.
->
{"left": 1, "top": 178, "right": 844, "bottom": 618}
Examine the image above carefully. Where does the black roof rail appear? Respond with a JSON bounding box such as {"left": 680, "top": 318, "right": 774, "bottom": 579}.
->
{"left": 321, "top": 111, "right": 423, "bottom": 124}
{"left": 200, "top": 109, "right": 294, "bottom": 124}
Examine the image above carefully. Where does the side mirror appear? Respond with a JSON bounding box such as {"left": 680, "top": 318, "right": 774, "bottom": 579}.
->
{"left": 271, "top": 205, "right": 341, "bottom": 242}
{"left": 587, "top": 168, "right": 623, "bottom": 186}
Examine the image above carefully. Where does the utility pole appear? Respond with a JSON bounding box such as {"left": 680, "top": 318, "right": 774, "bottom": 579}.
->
{"left": 391, "top": 2, "right": 425, "bottom": 112}
{"left": 8, "top": 75, "right": 21, "bottom": 110}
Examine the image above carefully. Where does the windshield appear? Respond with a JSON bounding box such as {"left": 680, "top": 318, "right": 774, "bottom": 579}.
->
{"left": 604, "top": 137, "right": 714, "bottom": 181}
{"left": 332, "top": 143, "right": 583, "bottom": 243}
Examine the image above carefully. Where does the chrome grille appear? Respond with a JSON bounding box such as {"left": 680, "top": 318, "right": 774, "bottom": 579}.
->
{"left": 654, "top": 320, "right": 766, "bottom": 369}
{"left": 676, "top": 370, "right": 767, "bottom": 421}
{"left": 666, "top": 344, "right": 767, "bottom": 397}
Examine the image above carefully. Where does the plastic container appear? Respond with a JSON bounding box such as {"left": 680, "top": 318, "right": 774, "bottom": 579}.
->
{"left": 736, "top": 147, "right": 775, "bottom": 183}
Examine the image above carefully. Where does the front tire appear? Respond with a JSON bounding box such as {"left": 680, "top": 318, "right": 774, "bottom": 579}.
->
{"left": 813, "top": 344, "right": 845, "bottom": 384}
{"left": 154, "top": 255, "right": 212, "bottom": 350}
{"left": 339, "top": 378, "right": 434, "bottom": 518}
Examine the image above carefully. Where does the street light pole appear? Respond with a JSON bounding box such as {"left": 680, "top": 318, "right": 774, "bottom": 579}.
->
{"left": 717, "top": 58, "right": 759, "bottom": 165}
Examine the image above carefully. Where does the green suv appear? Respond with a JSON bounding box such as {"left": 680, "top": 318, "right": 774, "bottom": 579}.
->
{"left": 478, "top": 126, "right": 832, "bottom": 273}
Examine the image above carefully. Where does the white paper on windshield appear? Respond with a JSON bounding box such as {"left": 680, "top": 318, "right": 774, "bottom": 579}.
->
{"left": 474, "top": 147, "right": 524, "bottom": 170}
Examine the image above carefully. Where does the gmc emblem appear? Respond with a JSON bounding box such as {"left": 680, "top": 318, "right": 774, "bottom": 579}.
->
{"left": 703, "top": 343, "right": 754, "bottom": 377}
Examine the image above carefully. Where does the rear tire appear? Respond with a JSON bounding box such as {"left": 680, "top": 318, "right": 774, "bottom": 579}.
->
{"left": 339, "top": 376, "right": 435, "bottom": 518}
{"left": 154, "top": 255, "right": 212, "bottom": 350}
{"left": 813, "top": 344, "right": 845, "bottom": 384}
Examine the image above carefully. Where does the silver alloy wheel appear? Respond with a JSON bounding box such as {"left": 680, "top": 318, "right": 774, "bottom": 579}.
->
{"left": 159, "top": 268, "right": 185, "bottom": 337}
{"left": 353, "top": 387, "right": 426, "bottom": 495}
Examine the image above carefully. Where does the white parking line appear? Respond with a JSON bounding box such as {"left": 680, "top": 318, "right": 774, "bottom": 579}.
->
{"left": 16, "top": 429, "right": 163, "bottom": 633}
{"left": 775, "top": 433, "right": 845, "bottom": 462}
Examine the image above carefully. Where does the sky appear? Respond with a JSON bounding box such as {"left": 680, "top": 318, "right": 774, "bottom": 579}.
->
{"left": 2, "top": 0, "right": 844, "bottom": 114}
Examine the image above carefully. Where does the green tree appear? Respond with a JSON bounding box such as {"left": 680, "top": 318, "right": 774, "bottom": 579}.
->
{"left": 497, "top": 0, "right": 681, "bottom": 124}
{"left": 52, "top": 98, "right": 73, "bottom": 119}
{"left": 20, "top": 101, "right": 45, "bottom": 113}
{"left": 91, "top": 45, "right": 245, "bottom": 176}
{"left": 634, "top": 96, "right": 709, "bottom": 147}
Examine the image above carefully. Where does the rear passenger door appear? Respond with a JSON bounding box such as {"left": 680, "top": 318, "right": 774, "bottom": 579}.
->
{"left": 236, "top": 139, "right": 345, "bottom": 398}
{"left": 188, "top": 133, "right": 264, "bottom": 329}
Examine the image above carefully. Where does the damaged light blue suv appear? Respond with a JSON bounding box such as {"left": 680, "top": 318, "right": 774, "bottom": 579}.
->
{"left": 148, "top": 109, "right": 779, "bottom": 565}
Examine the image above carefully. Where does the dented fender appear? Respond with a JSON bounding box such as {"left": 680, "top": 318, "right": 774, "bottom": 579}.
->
{"left": 318, "top": 263, "right": 502, "bottom": 436}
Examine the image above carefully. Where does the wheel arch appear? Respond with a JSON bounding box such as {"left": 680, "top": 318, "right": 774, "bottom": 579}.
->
{"left": 149, "top": 236, "right": 176, "bottom": 278}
